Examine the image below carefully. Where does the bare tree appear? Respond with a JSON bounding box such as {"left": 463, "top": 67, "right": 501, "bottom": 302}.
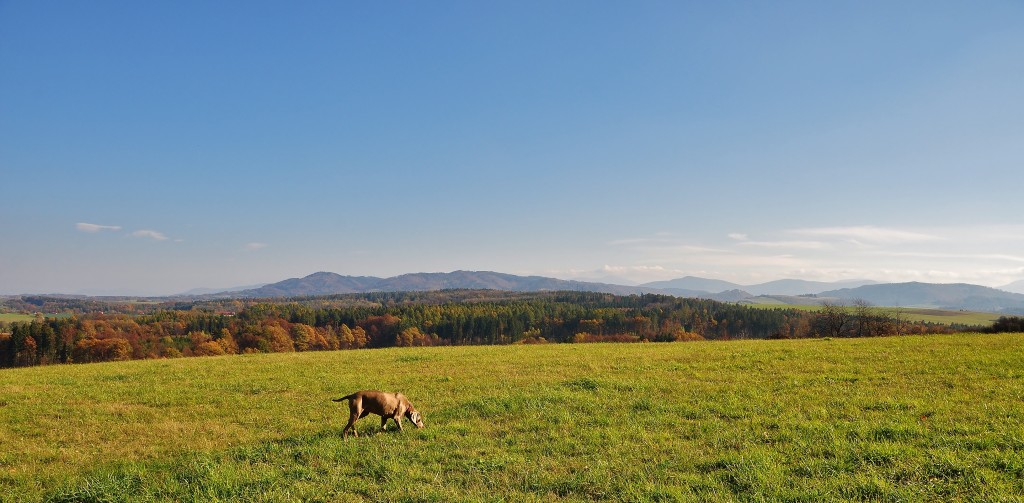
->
{"left": 852, "top": 298, "right": 873, "bottom": 337}
{"left": 818, "top": 300, "right": 851, "bottom": 338}
{"left": 891, "top": 306, "right": 907, "bottom": 336}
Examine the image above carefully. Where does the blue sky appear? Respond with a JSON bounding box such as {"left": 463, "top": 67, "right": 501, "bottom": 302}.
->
{"left": 2, "top": 1, "right": 1023, "bottom": 295}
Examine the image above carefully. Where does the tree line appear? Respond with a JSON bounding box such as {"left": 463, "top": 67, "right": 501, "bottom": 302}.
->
{"left": 0, "top": 291, "right": 979, "bottom": 368}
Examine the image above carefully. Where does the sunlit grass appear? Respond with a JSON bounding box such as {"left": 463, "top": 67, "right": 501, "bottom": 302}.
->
{"left": 0, "top": 313, "right": 37, "bottom": 323}
{"left": 744, "top": 302, "right": 998, "bottom": 326}
{"left": 1, "top": 334, "right": 1022, "bottom": 501}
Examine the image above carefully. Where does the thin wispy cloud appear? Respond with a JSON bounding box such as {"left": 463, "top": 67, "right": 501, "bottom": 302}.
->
{"left": 789, "top": 225, "right": 940, "bottom": 244}
{"left": 78, "top": 222, "right": 179, "bottom": 242}
{"left": 244, "top": 242, "right": 269, "bottom": 251}
{"left": 600, "top": 264, "right": 671, "bottom": 274}
{"left": 548, "top": 265, "right": 686, "bottom": 284}
{"left": 737, "top": 240, "right": 828, "bottom": 250}
{"left": 610, "top": 235, "right": 728, "bottom": 255}
{"left": 607, "top": 236, "right": 682, "bottom": 246}
{"left": 76, "top": 222, "right": 122, "bottom": 233}
{"left": 131, "top": 230, "right": 169, "bottom": 241}
{"left": 939, "top": 224, "right": 1024, "bottom": 245}
{"left": 872, "top": 251, "right": 1024, "bottom": 263}
{"left": 599, "top": 225, "right": 1024, "bottom": 286}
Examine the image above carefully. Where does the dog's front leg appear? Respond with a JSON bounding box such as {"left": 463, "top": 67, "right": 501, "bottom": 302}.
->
{"left": 380, "top": 415, "right": 388, "bottom": 433}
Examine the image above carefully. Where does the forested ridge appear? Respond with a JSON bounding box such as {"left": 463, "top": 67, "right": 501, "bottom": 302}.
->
{"left": 0, "top": 290, "right": 972, "bottom": 368}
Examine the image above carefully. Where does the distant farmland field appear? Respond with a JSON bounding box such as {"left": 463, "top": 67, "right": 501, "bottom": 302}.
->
{"left": 1, "top": 334, "right": 1022, "bottom": 501}
{"left": 744, "top": 302, "right": 999, "bottom": 326}
{"left": 0, "top": 313, "right": 36, "bottom": 324}
{"left": 0, "top": 313, "right": 72, "bottom": 323}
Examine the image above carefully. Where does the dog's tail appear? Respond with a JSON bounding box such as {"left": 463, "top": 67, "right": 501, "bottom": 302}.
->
{"left": 331, "top": 393, "right": 357, "bottom": 403}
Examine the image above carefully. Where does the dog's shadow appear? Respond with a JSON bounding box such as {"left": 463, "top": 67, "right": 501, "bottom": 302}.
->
{"left": 345, "top": 426, "right": 408, "bottom": 438}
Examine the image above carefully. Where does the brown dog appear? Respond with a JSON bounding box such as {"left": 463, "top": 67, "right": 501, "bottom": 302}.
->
{"left": 332, "top": 390, "right": 424, "bottom": 438}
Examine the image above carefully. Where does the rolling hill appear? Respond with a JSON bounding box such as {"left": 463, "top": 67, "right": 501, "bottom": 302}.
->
{"left": 242, "top": 272, "right": 383, "bottom": 297}
{"left": 820, "top": 282, "right": 1024, "bottom": 313}
{"left": 239, "top": 271, "right": 663, "bottom": 298}
{"left": 195, "top": 272, "right": 1024, "bottom": 314}
{"left": 641, "top": 276, "right": 743, "bottom": 293}
{"left": 639, "top": 277, "right": 877, "bottom": 296}
{"left": 1000, "top": 279, "right": 1024, "bottom": 295}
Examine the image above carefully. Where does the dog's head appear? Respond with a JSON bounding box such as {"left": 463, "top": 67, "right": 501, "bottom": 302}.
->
{"left": 406, "top": 408, "right": 425, "bottom": 429}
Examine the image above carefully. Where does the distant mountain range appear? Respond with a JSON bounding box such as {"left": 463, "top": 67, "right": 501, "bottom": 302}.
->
{"left": 640, "top": 276, "right": 878, "bottom": 296}
{"left": 222, "top": 270, "right": 1024, "bottom": 314}
{"left": 1000, "top": 279, "right": 1024, "bottom": 295}
{"left": 237, "top": 271, "right": 663, "bottom": 298}
{"left": 177, "top": 284, "right": 267, "bottom": 296}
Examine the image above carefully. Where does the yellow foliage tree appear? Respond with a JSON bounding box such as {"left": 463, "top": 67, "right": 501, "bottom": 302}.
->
{"left": 338, "top": 324, "right": 355, "bottom": 349}
{"left": 291, "top": 324, "right": 316, "bottom": 351}
{"left": 316, "top": 326, "right": 337, "bottom": 350}
{"left": 265, "top": 325, "right": 294, "bottom": 352}
{"left": 215, "top": 328, "right": 239, "bottom": 354}
{"left": 352, "top": 326, "right": 368, "bottom": 349}
{"left": 194, "top": 341, "right": 226, "bottom": 357}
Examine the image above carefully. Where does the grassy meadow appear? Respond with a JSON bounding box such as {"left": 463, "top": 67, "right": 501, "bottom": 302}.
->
{"left": 0, "top": 313, "right": 37, "bottom": 323}
{"left": 1, "top": 334, "right": 1023, "bottom": 501}
{"left": 872, "top": 307, "right": 997, "bottom": 326}
{"left": 0, "top": 313, "right": 73, "bottom": 323}
{"left": 743, "top": 303, "right": 999, "bottom": 327}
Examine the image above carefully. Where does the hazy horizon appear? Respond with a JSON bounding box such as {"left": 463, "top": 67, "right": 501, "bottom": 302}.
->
{"left": 3, "top": 2, "right": 1023, "bottom": 295}
{"left": 6, "top": 269, "right": 1022, "bottom": 298}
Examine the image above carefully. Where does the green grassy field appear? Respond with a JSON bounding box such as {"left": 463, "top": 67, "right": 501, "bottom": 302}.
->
{"left": 0, "top": 313, "right": 36, "bottom": 323}
{"left": 743, "top": 303, "right": 999, "bottom": 327}
{"left": 1, "top": 335, "right": 1023, "bottom": 501}
{"left": 0, "top": 313, "right": 74, "bottom": 324}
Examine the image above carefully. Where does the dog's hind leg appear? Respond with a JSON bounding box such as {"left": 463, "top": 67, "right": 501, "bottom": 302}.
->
{"left": 344, "top": 404, "right": 365, "bottom": 438}
{"left": 343, "top": 413, "right": 359, "bottom": 438}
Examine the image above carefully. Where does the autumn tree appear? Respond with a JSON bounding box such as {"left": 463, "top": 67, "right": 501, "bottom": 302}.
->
{"left": 15, "top": 335, "right": 38, "bottom": 367}
{"left": 351, "top": 326, "right": 368, "bottom": 349}
{"left": 396, "top": 327, "right": 433, "bottom": 347}
{"left": 265, "top": 324, "right": 294, "bottom": 352}
{"left": 673, "top": 329, "right": 705, "bottom": 342}
{"left": 395, "top": 328, "right": 415, "bottom": 347}
{"left": 193, "top": 341, "right": 226, "bottom": 357}
{"left": 73, "top": 338, "right": 132, "bottom": 363}
{"left": 317, "top": 326, "right": 338, "bottom": 350}
{"left": 188, "top": 331, "right": 212, "bottom": 347}
{"left": 106, "top": 338, "right": 133, "bottom": 361}
{"left": 291, "top": 324, "right": 316, "bottom": 351}
{"left": 215, "top": 328, "right": 239, "bottom": 354}
{"left": 338, "top": 324, "right": 355, "bottom": 349}
{"left": 359, "top": 314, "right": 401, "bottom": 347}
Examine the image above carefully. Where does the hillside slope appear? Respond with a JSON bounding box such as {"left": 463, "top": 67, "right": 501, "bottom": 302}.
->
{"left": 821, "top": 282, "right": 1024, "bottom": 313}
